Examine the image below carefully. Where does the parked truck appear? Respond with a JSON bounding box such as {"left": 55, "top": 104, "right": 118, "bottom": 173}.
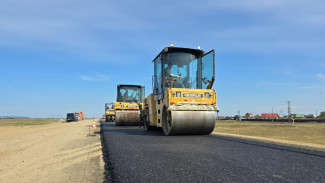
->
{"left": 66, "top": 113, "right": 79, "bottom": 122}
{"left": 74, "top": 112, "right": 84, "bottom": 120}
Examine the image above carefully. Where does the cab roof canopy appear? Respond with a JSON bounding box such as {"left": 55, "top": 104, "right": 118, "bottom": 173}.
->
{"left": 118, "top": 84, "right": 143, "bottom": 88}
{"left": 152, "top": 47, "right": 205, "bottom": 63}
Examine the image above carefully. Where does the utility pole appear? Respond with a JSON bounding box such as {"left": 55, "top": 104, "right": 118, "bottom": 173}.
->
{"left": 316, "top": 109, "right": 318, "bottom": 117}
{"left": 238, "top": 110, "right": 241, "bottom": 122}
{"left": 287, "top": 101, "right": 291, "bottom": 123}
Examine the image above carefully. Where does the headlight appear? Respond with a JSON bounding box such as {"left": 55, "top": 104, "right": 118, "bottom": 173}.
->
{"left": 176, "top": 92, "right": 181, "bottom": 97}
{"left": 205, "top": 92, "right": 210, "bottom": 98}
{"left": 121, "top": 105, "right": 124, "bottom": 108}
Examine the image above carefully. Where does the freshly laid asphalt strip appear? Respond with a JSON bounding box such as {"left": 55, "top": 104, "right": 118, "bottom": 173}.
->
{"left": 101, "top": 122, "right": 325, "bottom": 183}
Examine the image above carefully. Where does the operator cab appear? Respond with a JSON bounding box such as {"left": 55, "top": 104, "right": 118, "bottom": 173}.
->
{"left": 152, "top": 46, "right": 215, "bottom": 100}
{"left": 117, "top": 85, "right": 145, "bottom": 103}
{"left": 105, "top": 103, "right": 114, "bottom": 109}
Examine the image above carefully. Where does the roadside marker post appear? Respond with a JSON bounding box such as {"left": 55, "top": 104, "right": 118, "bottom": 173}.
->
{"left": 91, "top": 120, "right": 96, "bottom": 129}
{"left": 87, "top": 119, "right": 97, "bottom": 136}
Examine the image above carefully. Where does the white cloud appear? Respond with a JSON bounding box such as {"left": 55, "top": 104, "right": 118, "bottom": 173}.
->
{"left": 1, "top": 86, "right": 15, "bottom": 90}
{"left": 210, "top": 23, "right": 325, "bottom": 53}
{"left": 0, "top": 0, "right": 324, "bottom": 59}
{"left": 0, "top": 0, "right": 153, "bottom": 61}
{"left": 201, "top": 0, "right": 325, "bottom": 54}
{"left": 255, "top": 81, "right": 295, "bottom": 87}
{"left": 300, "top": 85, "right": 325, "bottom": 89}
{"left": 316, "top": 73, "right": 325, "bottom": 82}
{"left": 205, "top": 0, "right": 325, "bottom": 26}
{"left": 80, "top": 76, "right": 92, "bottom": 81}
{"left": 80, "top": 74, "right": 110, "bottom": 81}
{"left": 206, "top": 0, "right": 293, "bottom": 12}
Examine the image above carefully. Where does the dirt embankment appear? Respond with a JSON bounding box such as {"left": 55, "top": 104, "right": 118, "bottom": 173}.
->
{"left": 0, "top": 119, "right": 104, "bottom": 183}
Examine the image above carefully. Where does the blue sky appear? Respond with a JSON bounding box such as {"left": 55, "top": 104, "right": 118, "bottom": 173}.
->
{"left": 1, "top": 0, "right": 324, "bottom": 118}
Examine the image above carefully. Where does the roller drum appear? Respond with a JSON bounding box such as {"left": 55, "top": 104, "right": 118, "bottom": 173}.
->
{"left": 163, "top": 111, "right": 215, "bottom": 135}
{"left": 115, "top": 110, "right": 140, "bottom": 126}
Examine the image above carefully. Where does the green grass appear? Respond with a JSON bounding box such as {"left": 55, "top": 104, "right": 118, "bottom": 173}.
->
{"left": 214, "top": 120, "right": 325, "bottom": 145}
{"left": 0, "top": 118, "right": 60, "bottom": 126}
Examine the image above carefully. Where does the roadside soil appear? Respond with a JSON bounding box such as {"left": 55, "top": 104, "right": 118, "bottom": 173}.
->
{"left": 0, "top": 119, "right": 104, "bottom": 183}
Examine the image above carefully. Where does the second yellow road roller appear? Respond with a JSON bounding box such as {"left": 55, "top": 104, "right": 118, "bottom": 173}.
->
{"left": 141, "top": 44, "right": 219, "bottom": 135}
{"left": 105, "top": 103, "right": 115, "bottom": 122}
{"left": 114, "top": 84, "right": 145, "bottom": 126}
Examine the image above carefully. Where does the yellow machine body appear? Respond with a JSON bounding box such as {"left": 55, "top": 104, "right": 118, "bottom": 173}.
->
{"left": 106, "top": 109, "right": 115, "bottom": 116}
{"left": 168, "top": 88, "right": 216, "bottom": 105}
{"left": 142, "top": 46, "right": 219, "bottom": 135}
{"left": 114, "top": 102, "right": 140, "bottom": 110}
{"left": 144, "top": 88, "right": 218, "bottom": 131}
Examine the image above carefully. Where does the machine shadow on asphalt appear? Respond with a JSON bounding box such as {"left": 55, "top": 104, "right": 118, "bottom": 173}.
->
{"left": 101, "top": 122, "right": 165, "bottom": 137}
{"left": 101, "top": 122, "right": 215, "bottom": 137}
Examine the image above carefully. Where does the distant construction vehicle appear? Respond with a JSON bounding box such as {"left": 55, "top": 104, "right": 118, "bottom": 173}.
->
{"left": 142, "top": 45, "right": 219, "bottom": 135}
{"left": 105, "top": 103, "right": 115, "bottom": 122}
{"left": 74, "top": 112, "right": 84, "bottom": 120}
{"left": 66, "top": 113, "right": 79, "bottom": 122}
{"left": 114, "top": 84, "right": 145, "bottom": 126}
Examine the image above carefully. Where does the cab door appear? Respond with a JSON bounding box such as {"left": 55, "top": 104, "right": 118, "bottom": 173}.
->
{"left": 200, "top": 50, "right": 215, "bottom": 89}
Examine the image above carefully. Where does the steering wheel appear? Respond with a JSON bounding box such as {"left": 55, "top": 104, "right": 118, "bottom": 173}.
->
{"left": 174, "top": 76, "right": 183, "bottom": 83}
{"left": 171, "top": 76, "right": 184, "bottom": 88}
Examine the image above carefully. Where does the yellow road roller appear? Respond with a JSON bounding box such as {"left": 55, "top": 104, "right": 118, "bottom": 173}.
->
{"left": 105, "top": 103, "right": 115, "bottom": 122}
{"left": 142, "top": 45, "right": 219, "bottom": 135}
{"left": 114, "top": 84, "right": 145, "bottom": 126}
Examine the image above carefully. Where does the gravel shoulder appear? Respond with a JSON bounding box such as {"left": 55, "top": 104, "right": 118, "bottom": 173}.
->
{"left": 0, "top": 119, "right": 104, "bottom": 183}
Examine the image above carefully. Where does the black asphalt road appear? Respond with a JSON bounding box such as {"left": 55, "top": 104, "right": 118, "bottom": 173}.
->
{"left": 101, "top": 122, "right": 325, "bottom": 183}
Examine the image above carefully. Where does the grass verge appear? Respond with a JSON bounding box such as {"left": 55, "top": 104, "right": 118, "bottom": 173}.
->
{"left": 214, "top": 120, "right": 325, "bottom": 146}
{"left": 0, "top": 118, "right": 61, "bottom": 126}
